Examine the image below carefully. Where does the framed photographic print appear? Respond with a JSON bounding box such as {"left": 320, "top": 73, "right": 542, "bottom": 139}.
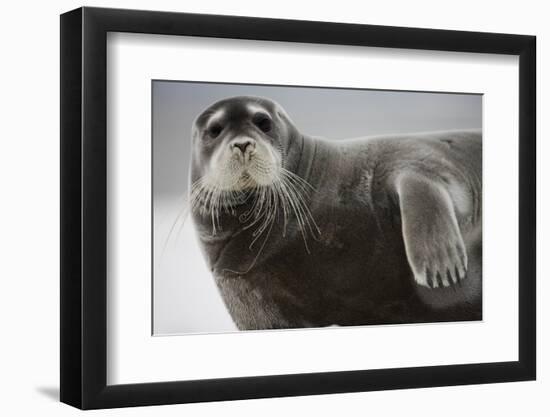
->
{"left": 60, "top": 6, "right": 536, "bottom": 409}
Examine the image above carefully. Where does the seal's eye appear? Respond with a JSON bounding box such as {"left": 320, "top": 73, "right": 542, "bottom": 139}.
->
{"left": 253, "top": 114, "right": 272, "bottom": 133}
{"left": 208, "top": 123, "right": 223, "bottom": 138}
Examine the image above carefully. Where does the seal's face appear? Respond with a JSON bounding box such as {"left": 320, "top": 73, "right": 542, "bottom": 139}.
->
{"left": 192, "top": 97, "right": 285, "bottom": 191}
{"left": 189, "top": 96, "right": 320, "bottom": 253}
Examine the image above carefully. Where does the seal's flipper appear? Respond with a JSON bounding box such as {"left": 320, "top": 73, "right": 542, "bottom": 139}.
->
{"left": 396, "top": 174, "right": 468, "bottom": 288}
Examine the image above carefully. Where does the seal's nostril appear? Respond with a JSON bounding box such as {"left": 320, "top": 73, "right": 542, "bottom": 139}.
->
{"left": 232, "top": 140, "right": 254, "bottom": 154}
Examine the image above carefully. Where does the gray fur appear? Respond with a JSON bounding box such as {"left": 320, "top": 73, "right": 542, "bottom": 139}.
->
{"left": 189, "top": 96, "right": 482, "bottom": 330}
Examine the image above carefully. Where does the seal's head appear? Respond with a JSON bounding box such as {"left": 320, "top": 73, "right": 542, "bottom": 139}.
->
{"left": 189, "top": 96, "right": 319, "bottom": 249}
{"left": 191, "top": 96, "right": 297, "bottom": 191}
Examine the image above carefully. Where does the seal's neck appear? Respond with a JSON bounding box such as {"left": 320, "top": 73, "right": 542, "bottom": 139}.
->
{"left": 284, "top": 134, "right": 318, "bottom": 185}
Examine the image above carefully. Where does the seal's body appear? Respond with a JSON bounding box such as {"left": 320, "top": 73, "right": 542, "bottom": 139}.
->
{"left": 189, "top": 96, "right": 482, "bottom": 330}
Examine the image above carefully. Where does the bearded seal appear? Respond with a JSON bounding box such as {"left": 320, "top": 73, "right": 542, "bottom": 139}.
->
{"left": 188, "top": 96, "right": 482, "bottom": 330}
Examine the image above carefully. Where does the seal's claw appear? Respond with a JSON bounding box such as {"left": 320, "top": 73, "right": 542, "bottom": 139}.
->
{"left": 411, "top": 246, "right": 468, "bottom": 289}
{"left": 447, "top": 268, "right": 457, "bottom": 285}
{"left": 413, "top": 267, "right": 430, "bottom": 288}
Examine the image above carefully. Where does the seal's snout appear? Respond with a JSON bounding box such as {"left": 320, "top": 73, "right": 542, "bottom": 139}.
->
{"left": 231, "top": 139, "right": 256, "bottom": 156}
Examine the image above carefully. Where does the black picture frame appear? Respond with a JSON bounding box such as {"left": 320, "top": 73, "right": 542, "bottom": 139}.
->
{"left": 60, "top": 6, "right": 536, "bottom": 410}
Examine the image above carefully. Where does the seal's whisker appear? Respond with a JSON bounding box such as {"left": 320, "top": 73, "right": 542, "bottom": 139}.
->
{"left": 278, "top": 173, "right": 321, "bottom": 250}
{"left": 223, "top": 199, "right": 278, "bottom": 276}
{"left": 185, "top": 169, "right": 319, "bottom": 261}
{"left": 272, "top": 180, "right": 290, "bottom": 236}
{"left": 253, "top": 187, "right": 276, "bottom": 242}
{"left": 160, "top": 201, "right": 190, "bottom": 261}
{"left": 284, "top": 171, "right": 320, "bottom": 226}
{"left": 278, "top": 178, "right": 312, "bottom": 253}
{"left": 161, "top": 176, "right": 208, "bottom": 259}
{"left": 281, "top": 168, "right": 316, "bottom": 192}
{"left": 241, "top": 186, "right": 265, "bottom": 228}
{"left": 284, "top": 178, "right": 321, "bottom": 238}
{"left": 280, "top": 179, "right": 309, "bottom": 229}
{"left": 249, "top": 199, "right": 275, "bottom": 248}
